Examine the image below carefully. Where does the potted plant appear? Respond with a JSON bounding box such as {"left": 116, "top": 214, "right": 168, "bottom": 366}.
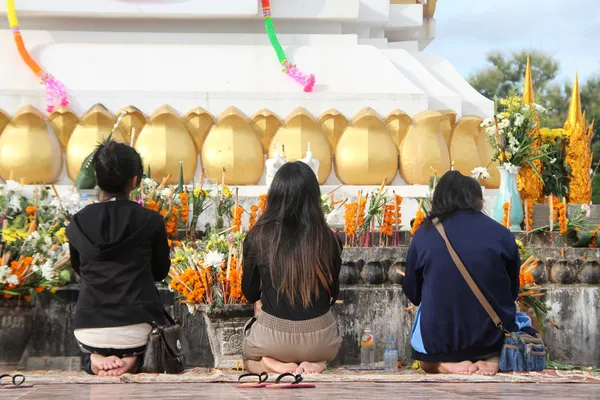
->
{"left": 0, "top": 184, "right": 72, "bottom": 367}
{"left": 167, "top": 230, "right": 252, "bottom": 369}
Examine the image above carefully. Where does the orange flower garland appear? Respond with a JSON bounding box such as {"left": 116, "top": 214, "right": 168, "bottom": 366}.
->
{"left": 556, "top": 202, "right": 567, "bottom": 234}
{"left": 179, "top": 191, "right": 189, "bottom": 223}
{"left": 228, "top": 256, "right": 244, "bottom": 302}
{"left": 146, "top": 200, "right": 159, "bottom": 212}
{"left": 344, "top": 202, "right": 358, "bottom": 241}
{"left": 357, "top": 198, "right": 366, "bottom": 229}
{"left": 249, "top": 205, "right": 259, "bottom": 230}
{"left": 380, "top": 204, "right": 395, "bottom": 237}
{"left": 165, "top": 205, "right": 180, "bottom": 238}
{"left": 259, "top": 194, "right": 268, "bottom": 213}
{"left": 502, "top": 202, "right": 512, "bottom": 228}
{"left": 411, "top": 209, "right": 425, "bottom": 236}
{"left": 231, "top": 205, "right": 244, "bottom": 232}
{"left": 525, "top": 201, "right": 534, "bottom": 231}
{"left": 395, "top": 195, "right": 403, "bottom": 225}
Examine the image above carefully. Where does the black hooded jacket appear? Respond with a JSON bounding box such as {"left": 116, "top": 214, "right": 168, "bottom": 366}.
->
{"left": 66, "top": 200, "right": 171, "bottom": 330}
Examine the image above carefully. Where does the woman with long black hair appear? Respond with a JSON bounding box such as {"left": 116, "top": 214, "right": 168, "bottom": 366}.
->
{"left": 403, "top": 171, "right": 521, "bottom": 376}
{"left": 241, "top": 161, "right": 342, "bottom": 375}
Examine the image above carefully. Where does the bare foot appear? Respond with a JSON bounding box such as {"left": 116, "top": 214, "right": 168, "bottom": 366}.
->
{"left": 254, "top": 300, "right": 263, "bottom": 316}
{"left": 90, "top": 354, "right": 124, "bottom": 375}
{"left": 296, "top": 361, "right": 327, "bottom": 375}
{"left": 438, "top": 360, "right": 477, "bottom": 375}
{"left": 475, "top": 357, "right": 499, "bottom": 376}
{"left": 106, "top": 356, "right": 138, "bottom": 376}
{"left": 262, "top": 356, "right": 298, "bottom": 374}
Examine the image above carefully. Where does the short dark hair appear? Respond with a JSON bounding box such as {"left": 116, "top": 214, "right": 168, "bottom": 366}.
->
{"left": 423, "top": 170, "right": 483, "bottom": 228}
{"left": 92, "top": 141, "right": 143, "bottom": 195}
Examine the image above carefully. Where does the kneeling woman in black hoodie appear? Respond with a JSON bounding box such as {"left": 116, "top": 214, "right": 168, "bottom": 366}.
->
{"left": 66, "top": 142, "right": 171, "bottom": 376}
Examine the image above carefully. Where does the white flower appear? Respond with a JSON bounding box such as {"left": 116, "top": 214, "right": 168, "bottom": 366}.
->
{"left": 503, "top": 163, "right": 520, "bottom": 174}
{"left": 471, "top": 167, "right": 490, "bottom": 181}
{"left": 203, "top": 250, "right": 225, "bottom": 269}
{"left": 481, "top": 118, "right": 494, "bottom": 128}
{"left": 499, "top": 119, "right": 510, "bottom": 129}
{"left": 143, "top": 177, "right": 157, "bottom": 187}
{"left": 533, "top": 104, "right": 547, "bottom": 114}
{"left": 0, "top": 265, "right": 10, "bottom": 282}
{"left": 514, "top": 114, "right": 525, "bottom": 127}
{"left": 41, "top": 260, "right": 55, "bottom": 281}
{"left": 550, "top": 158, "right": 557, "bottom": 164}
{"left": 581, "top": 204, "right": 591, "bottom": 217}
{"left": 6, "top": 274, "right": 20, "bottom": 286}
{"left": 8, "top": 196, "right": 22, "bottom": 212}
{"left": 4, "top": 180, "right": 21, "bottom": 193}
{"left": 44, "top": 236, "right": 53, "bottom": 246}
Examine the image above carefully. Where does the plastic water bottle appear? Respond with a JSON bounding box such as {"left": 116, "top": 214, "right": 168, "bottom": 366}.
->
{"left": 383, "top": 336, "right": 399, "bottom": 372}
{"left": 360, "top": 327, "right": 375, "bottom": 367}
{"left": 80, "top": 193, "right": 90, "bottom": 209}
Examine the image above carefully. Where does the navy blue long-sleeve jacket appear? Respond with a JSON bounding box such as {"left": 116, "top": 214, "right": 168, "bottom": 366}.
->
{"left": 403, "top": 211, "right": 520, "bottom": 362}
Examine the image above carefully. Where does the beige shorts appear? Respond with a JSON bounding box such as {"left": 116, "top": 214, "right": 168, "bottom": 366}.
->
{"left": 242, "top": 311, "right": 341, "bottom": 363}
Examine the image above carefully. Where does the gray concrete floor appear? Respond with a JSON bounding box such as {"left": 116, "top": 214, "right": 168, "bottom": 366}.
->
{"left": 0, "top": 382, "right": 597, "bottom": 399}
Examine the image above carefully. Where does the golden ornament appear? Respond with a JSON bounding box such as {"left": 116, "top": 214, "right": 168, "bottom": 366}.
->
{"left": 135, "top": 105, "right": 197, "bottom": 185}
{"left": 202, "top": 107, "right": 264, "bottom": 185}
{"left": 318, "top": 109, "right": 348, "bottom": 152}
{"left": 269, "top": 107, "right": 332, "bottom": 184}
{"left": 335, "top": 107, "right": 398, "bottom": 185}
{"left": 0, "top": 105, "right": 62, "bottom": 184}
{"left": 66, "top": 104, "right": 127, "bottom": 180}
{"left": 117, "top": 105, "right": 147, "bottom": 145}
{"left": 385, "top": 109, "right": 412, "bottom": 150}
{"left": 399, "top": 110, "right": 450, "bottom": 185}
{"left": 48, "top": 107, "right": 79, "bottom": 151}
{"left": 438, "top": 109, "right": 457, "bottom": 149}
{"left": 251, "top": 109, "right": 281, "bottom": 154}
{"left": 185, "top": 107, "right": 215, "bottom": 153}
{"left": 449, "top": 116, "right": 483, "bottom": 177}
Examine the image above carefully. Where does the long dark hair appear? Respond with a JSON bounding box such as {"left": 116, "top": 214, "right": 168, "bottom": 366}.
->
{"left": 248, "top": 161, "right": 337, "bottom": 308}
{"left": 423, "top": 171, "right": 483, "bottom": 229}
{"left": 92, "top": 141, "right": 143, "bottom": 197}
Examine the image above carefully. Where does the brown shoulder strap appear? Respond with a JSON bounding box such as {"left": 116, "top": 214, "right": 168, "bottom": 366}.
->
{"left": 432, "top": 218, "right": 504, "bottom": 328}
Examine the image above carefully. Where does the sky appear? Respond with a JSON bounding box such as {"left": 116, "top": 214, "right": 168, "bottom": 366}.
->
{"left": 428, "top": 0, "right": 600, "bottom": 84}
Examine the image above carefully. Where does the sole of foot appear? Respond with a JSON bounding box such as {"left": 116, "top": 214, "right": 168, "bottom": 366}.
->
{"left": 296, "top": 361, "right": 326, "bottom": 375}
{"left": 105, "top": 356, "right": 138, "bottom": 377}
{"left": 475, "top": 359, "right": 499, "bottom": 376}
{"left": 90, "top": 354, "right": 124, "bottom": 376}
{"left": 438, "top": 361, "right": 478, "bottom": 375}
{"left": 262, "top": 357, "right": 299, "bottom": 374}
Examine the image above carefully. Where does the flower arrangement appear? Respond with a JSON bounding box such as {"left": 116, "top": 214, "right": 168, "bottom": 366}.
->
{"left": 168, "top": 231, "right": 247, "bottom": 313}
{"left": 540, "top": 127, "right": 571, "bottom": 201}
{"left": 517, "top": 256, "right": 555, "bottom": 331}
{"left": 471, "top": 167, "right": 490, "bottom": 182}
{"left": 481, "top": 94, "right": 548, "bottom": 174}
{"left": 0, "top": 186, "right": 73, "bottom": 302}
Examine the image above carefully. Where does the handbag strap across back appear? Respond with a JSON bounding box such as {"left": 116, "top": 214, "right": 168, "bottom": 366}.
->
{"left": 432, "top": 217, "right": 504, "bottom": 329}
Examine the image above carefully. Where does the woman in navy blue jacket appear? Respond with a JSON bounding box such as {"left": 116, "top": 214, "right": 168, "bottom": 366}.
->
{"left": 403, "top": 171, "right": 520, "bottom": 376}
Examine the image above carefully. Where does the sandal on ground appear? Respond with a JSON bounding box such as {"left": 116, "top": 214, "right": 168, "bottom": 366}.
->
{"left": 265, "top": 373, "right": 315, "bottom": 389}
{"left": 0, "top": 374, "right": 33, "bottom": 389}
{"left": 237, "top": 372, "right": 269, "bottom": 388}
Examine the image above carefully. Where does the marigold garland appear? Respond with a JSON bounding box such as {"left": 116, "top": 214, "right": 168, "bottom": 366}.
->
{"left": 411, "top": 209, "right": 425, "bottom": 236}
{"left": 231, "top": 205, "right": 244, "bottom": 233}
{"left": 524, "top": 201, "right": 534, "bottom": 231}
{"left": 565, "top": 115, "right": 592, "bottom": 204}
{"left": 249, "top": 205, "right": 259, "bottom": 230}
{"left": 556, "top": 202, "right": 568, "bottom": 234}
{"left": 502, "top": 202, "right": 512, "bottom": 228}
{"left": 179, "top": 191, "right": 189, "bottom": 224}
{"left": 26, "top": 205, "right": 36, "bottom": 221}
{"left": 380, "top": 204, "right": 395, "bottom": 237}
{"left": 395, "top": 195, "right": 403, "bottom": 225}
{"left": 259, "top": 194, "right": 268, "bottom": 213}
{"left": 344, "top": 202, "right": 358, "bottom": 240}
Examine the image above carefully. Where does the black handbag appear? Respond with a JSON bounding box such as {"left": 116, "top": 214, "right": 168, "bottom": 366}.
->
{"left": 140, "top": 310, "right": 189, "bottom": 374}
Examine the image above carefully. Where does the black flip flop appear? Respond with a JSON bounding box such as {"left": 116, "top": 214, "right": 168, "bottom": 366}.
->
{"left": 237, "top": 372, "right": 269, "bottom": 388}
{"left": 0, "top": 374, "right": 33, "bottom": 389}
{"left": 265, "top": 373, "right": 315, "bottom": 389}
